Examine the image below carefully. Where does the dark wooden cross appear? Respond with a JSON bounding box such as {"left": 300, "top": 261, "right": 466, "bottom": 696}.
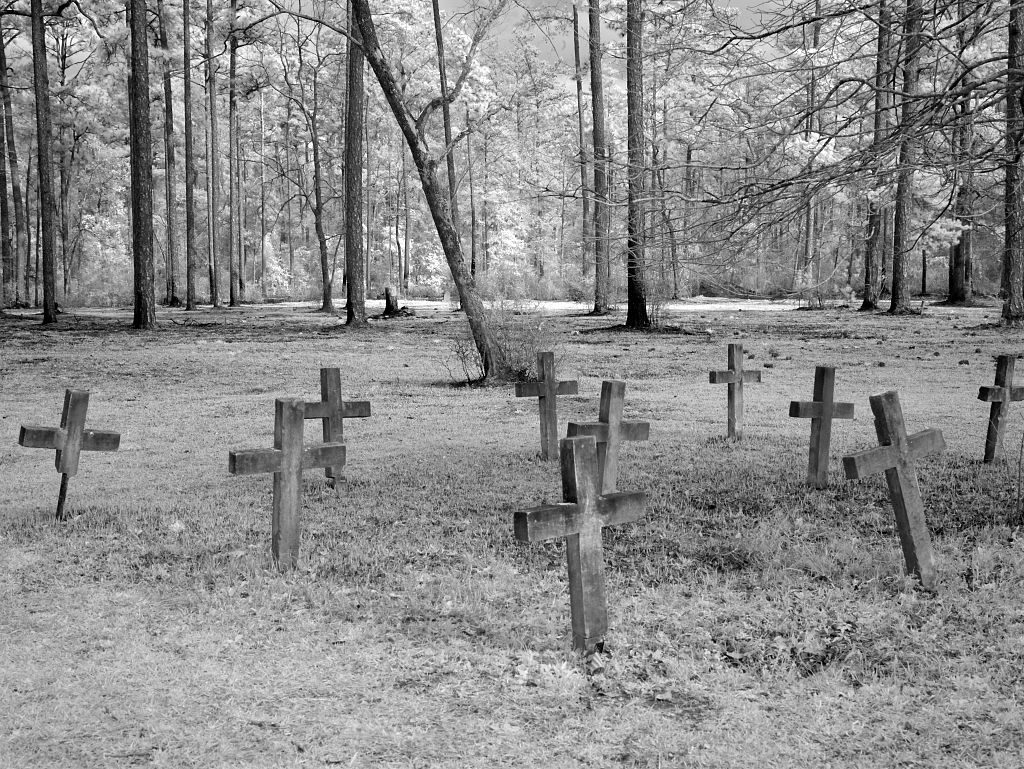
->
{"left": 709, "top": 342, "right": 762, "bottom": 440}
{"left": 842, "top": 391, "right": 945, "bottom": 590}
{"left": 567, "top": 380, "right": 650, "bottom": 494}
{"left": 789, "top": 366, "right": 855, "bottom": 488}
{"left": 302, "top": 367, "right": 371, "bottom": 482}
{"left": 229, "top": 398, "right": 346, "bottom": 571}
{"left": 18, "top": 389, "right": 121, "bottom": 520}
{"left": 514, "top": 351, "right": 579, "bottom": 460}
{"left": 977, "top": 355, "right": 1024, "bottom": 463}
{"left": 514, "top": 435, "right": 647, "bottom": 653}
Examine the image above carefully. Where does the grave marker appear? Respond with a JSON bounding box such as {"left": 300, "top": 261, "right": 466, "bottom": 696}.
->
{"left": 514, "top": 435, "right": 647, "bottom": 653}
{"left": 515, "top": 351, "right": 579, "bottom": 460}
{"left": 977, "top": 355, "right": 1024, "bottom": 463}
{"left": 567, "top": 380, "right": 650, "bottom": 493}
{"left": 842, "top": 391, "right": 945, "bottom": 590}
{"left": 303, "top": 367, "right": 371, "bottom": 482}
{"left": 229, "top": 398, "right": 346, "bottom": 570}
{"left": 18, "top": 389, "right": 121, "bottom": 520}
{"left": 789, "top": 366, "right": 855, "bottom": 488}
{"left": 709, "top": 342, "right": 762, "bottom": 439}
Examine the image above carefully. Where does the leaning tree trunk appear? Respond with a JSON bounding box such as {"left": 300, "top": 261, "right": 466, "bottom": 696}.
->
{"left": 30, "top": 0, "right": 57, "bottom": 324}
{"left": 624, "top": 0, "right": 649, "bottom": 328}
{"left": 128, "top": 0, "right": 156, "bottom": 328}
{"left": 351, "top": 0, "right": 500, "bottom": 378}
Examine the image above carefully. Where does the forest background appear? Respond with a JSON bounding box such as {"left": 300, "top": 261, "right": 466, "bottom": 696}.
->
{"left": 1, "top": 0, "right": 1023, "bottom": 356}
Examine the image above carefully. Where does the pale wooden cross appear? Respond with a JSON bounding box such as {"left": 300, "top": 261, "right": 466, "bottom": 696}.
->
{"left": 709, "top": 342, "right": 762, "bottom": 440}
{"left": 514, "top": 435, "right": 647, "bottom": 653}
{"left": 567, "top": 380, "right": 650, "bottom": 494}
{"left": 977, "top": 355, "right": 1024, "bottom": 463}
{"left": 515, "top": 351, "right": 579, "bottom": 460}
{"left": 229, "top": 398, "right": 346, "bottom": 570}
{"left": 789, "top": 366, "right": 855, "bottom": 488}
{"left": 302, "top": 367, "right": 371, "bottom": 482}
{"left": 842, "top": 391, "right": 945, "bottom": 590}
{"left": 18, "top": 389, "right": 121, "bottom": 520}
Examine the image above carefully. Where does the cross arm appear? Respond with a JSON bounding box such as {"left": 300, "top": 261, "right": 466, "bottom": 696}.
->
{"left": 229, "top": 443, "right": 347, "bottom": 475}
{"left": 789, "top": 401, "right": 855, "bottom": 419}
{"left": 708, "top": 370, "right": 736, "bottom": 384}
{"left": 978, "top": 385, "right": 1024, "bottom": 403}
{"left": 567, "top": 421, "right": 650, "bottom": 442}
{"left": 556, "top": 381, "right": 579, "bottom": 396}
{"left": 304, "top": 400, "right": 372, "bottom": 419}
{"left": 596, "top": 491, "right": 647, "bottom": 527}
{"left": 514, "top": 382, "right": 541, "bottom": 398}
{"left": 743, "top": 371, "right": 762, "bottom": 383}
{"left": 18, "top": 425, "right": 65, "bottom": 450}
{"left": 843, "top": 428, "right": 945, "bottom": 479}
{"left": 81, "top": 430, "right": 121, "bottom": 452}
{"left": 514, "top": 502, "right": 581, "bottom": 542}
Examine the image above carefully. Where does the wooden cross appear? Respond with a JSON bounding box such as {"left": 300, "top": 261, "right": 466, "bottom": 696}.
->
{"left": 302, "top": 367, "right": 371, "bottom": 482}
{"left": 514, "top": 351, "right": 579, "bottom": 460}
{"left": 842, "top": 391, "right": 945, "bottom": 590}
{"left": 567, "top": 380, "right": 650, "bottom": 494}
{"left": 229, "top": 398, "right": 346, "bottom": 571}
{"left": 709, "top": 342, "right": 762, "bottom": 439}
{"left": 18, "top": 389, "right": 121, "bottom": 520}
{"left": 789, "top": 366, "right": 855, "bottom": 488}
{"left": 514, "top": 435, "right": 646, "bottom": 653}
{"left": 977, "top": 355, "right": 1024, "bottom": 463}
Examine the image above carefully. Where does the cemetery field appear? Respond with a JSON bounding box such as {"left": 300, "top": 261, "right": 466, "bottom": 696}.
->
{"left": 2, "top": 299, "right": 1024, "bottom": 768}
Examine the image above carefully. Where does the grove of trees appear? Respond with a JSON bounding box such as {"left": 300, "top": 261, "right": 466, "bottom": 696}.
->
{"left": 3, "top": 0, "right": 1024, "bottom": 364}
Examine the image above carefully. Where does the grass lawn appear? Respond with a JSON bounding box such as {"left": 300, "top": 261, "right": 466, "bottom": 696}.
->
{"left": 2, "top": 298, "right": 1022, "bottom": 768}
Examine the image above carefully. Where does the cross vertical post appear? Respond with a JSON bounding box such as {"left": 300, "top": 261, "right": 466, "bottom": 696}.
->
{"left": 514, "top": 435, "right": 646, "bottom": 652}
{"left": 843, "top": 391, "right": 945, "bottom": 590}
{"left": 514, "top": 351, "right": 579, "bottom": 460}
{"left": 978, "top": 355, "right": 1024, "bottom": 463}
{"left": 709, "top": 343, "right": 762, "bottom": 440}
{"left": 18, "top": 389, "right": 121, "bottom": 520}
{"left": 789, "top": 366, "right": 855, "bottom": 488}
{"left": 230, "top": 398, "right": 347, "bottom": 570}
{"left": 302, "top": 367, "right": 371, "bottom": 482}
{"left": 567, "top": 380, "right": 650, "bottom": 493}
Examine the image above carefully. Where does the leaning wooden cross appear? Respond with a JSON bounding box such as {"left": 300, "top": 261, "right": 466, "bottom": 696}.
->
{"left": 842, "top": 391, "right": 945, "bottom": 590}
{"left": 18, "top": 389, "right": 121, "bottom": 520}
{"left": 303, "top": 367, "right": 371, "bottom": 482}
{"left": 514, "top": 351, "right": 579, "bottom": 460}
{"left": 977, "top": 355, "right": 1024, "bottom": 463}
{"left": 514, "top": 435, "right": 647, "bottom": 653}
{"left": 229, "top": 398, "right": 346, "bottom": 570}
{"left": 789, "top": 366, "right": 855, "bottom": 488}
{"left": 709, "top": 342, "right": 762, "bottom": 439}
{"left": 567, "top": 380, "right": 650, "bottom": 494}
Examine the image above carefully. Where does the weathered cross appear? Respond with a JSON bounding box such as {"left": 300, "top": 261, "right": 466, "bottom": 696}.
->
{"left": 514, "top": 351, "right": 579, "bottom": 460}
{"left": 302, "top": 367, "right": 371, "bottom": 482}
{"left": 567, "top": 380, "right": 650, "bottom": 494}
{"left": 229, "top": 398, "right": 346, "bottom": 570}
{"left": 709, "top": 342, "right": 762, "bottom": 440}
{"left": 18, "top": 389, "right": 121, "bottom": 520}
{"left": 977, "top": 355, "right": 1024, "bottom": 463}
{"left": 842, "top": 391, "right": 945, "bottom": 590}
{"left": 514, "top": 435, "right": 647, "bottom": 653}
{"left": 789, "top": 366, "right": 855, "bottom": 488}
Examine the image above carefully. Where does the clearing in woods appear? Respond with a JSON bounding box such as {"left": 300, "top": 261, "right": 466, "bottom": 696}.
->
{"left": 1, "top": 298, "right": 1022, "bottom": 768}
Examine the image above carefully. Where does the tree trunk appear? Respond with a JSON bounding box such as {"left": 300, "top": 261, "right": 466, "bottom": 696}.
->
{"left": 205, "top": 0, "right": 221, "bottom": 306}
{"left": 432, "top": 0, "right": 460, "bottom": 239}
{"left": 889, "top": 0, "right": 923, "bottom": 314}
{"left": 227, "top": 0, "right": 239, "bottom": 306}
{"left": 625, "top": 0, "right": 648, "bottom": 328}
{"left": 573, "top": 0, "right": 592, "bottom": 278}
{"left": 157, "top": 0, "right": 178, "bottom": 305}
{"left": 30, "top": 0, "right": 57, "bottom": 324}
{"left": 1005, "top": 0, "right": 1024, "bottom": 323}
{"left": 345, "top": 1, "right": 366, "bottom": 325}
{"left": 0, "top": 92, "right": 9, "bottom": 307}
{"left": 589, "top": 0, "right": 611, "bottom": 314}
{"left": 128, "top": 0, "right": 156, "bottom": 328}
{"left": 183, "top": 0, "right": 198, "bottom": 310}
{"left": 0, "top": 34, "right": 25, "bottom": 309}
{"left": 352, "top": 0, "right": 501, "bottom": 378}
{"left": 949, "top": 0, "right": 974, "bottom": 305}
